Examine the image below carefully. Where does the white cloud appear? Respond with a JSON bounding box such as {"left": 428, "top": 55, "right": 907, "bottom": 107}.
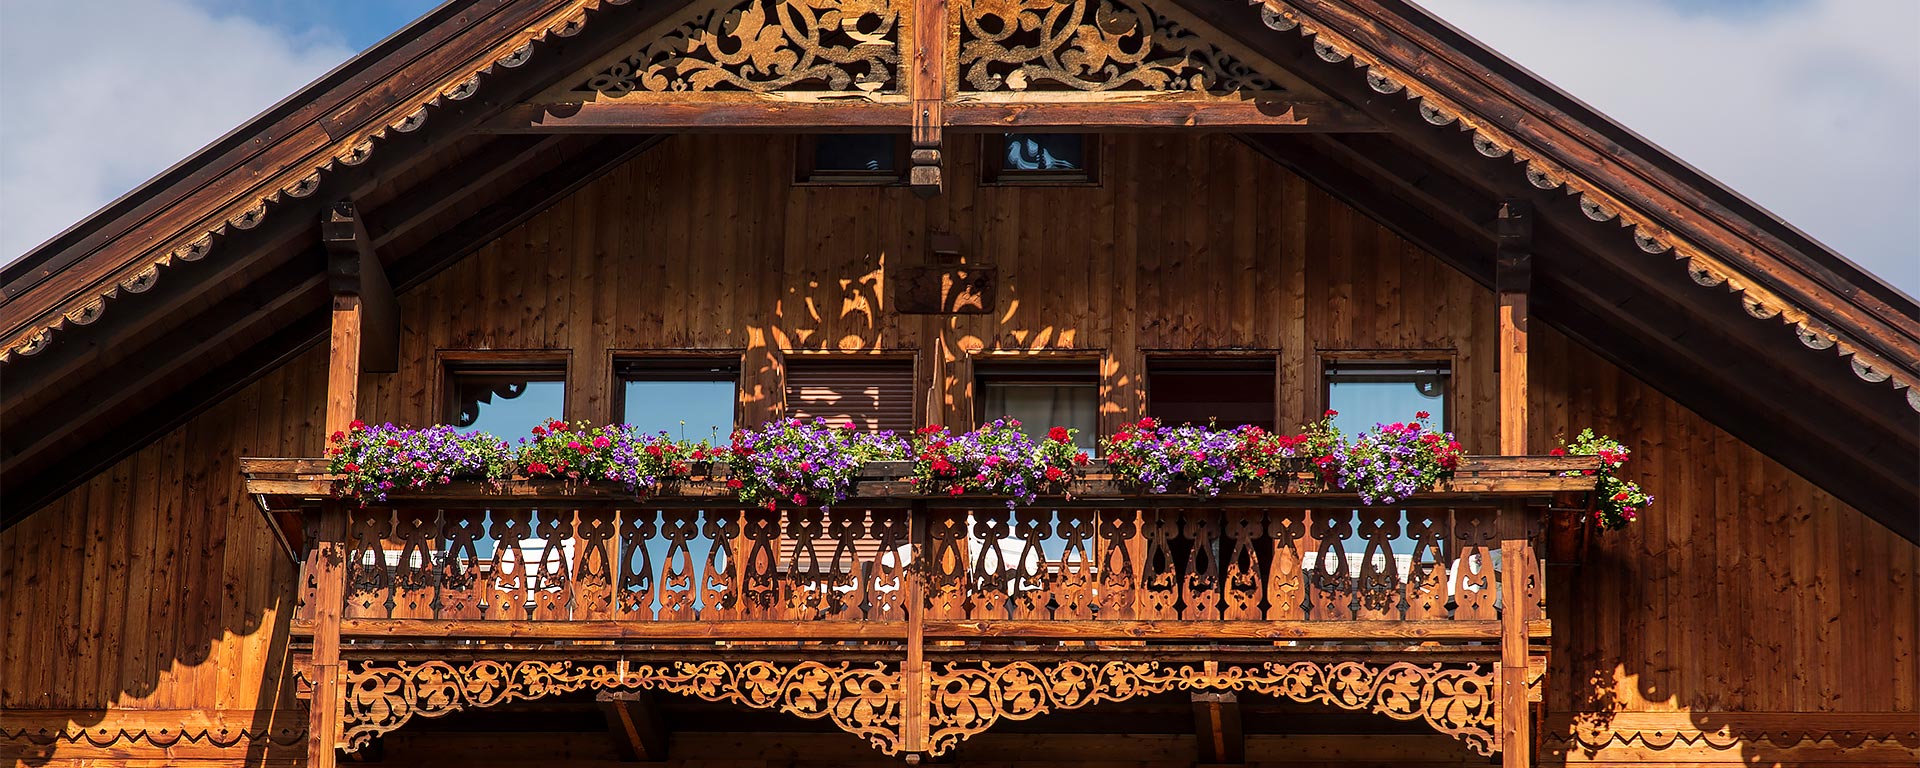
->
{"left": 1418, "top": 0, "right": 1920, "bottom": 295}
{"left": 0, "top": 0, "right": 352, "bottom": 259}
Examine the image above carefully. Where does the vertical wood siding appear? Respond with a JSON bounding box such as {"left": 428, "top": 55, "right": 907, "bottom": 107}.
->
{"left": 2, "top": 133, "right": 1911, "bottom": 766}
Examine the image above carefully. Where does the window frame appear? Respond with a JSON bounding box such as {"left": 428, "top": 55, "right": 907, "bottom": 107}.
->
{"left": 794, "top": 133, "right": 910, "bottom": 186}
{"left": 1317, "top": 351, "right": 1457, "bottom": 434}
{"left": 609, "top": 351, "right": 745, "bottom": 436}
{"left": 437, "top": 349, "right": 571, "bottom": 431}
{"left": 970, "top": 353, "right": 1103, "bottom": 444}
{"left": 1143, "top": 351, "right": 1281, "bottom": 431}
{"left": 979, "top": 133, "right": 1102, "bottom": 186}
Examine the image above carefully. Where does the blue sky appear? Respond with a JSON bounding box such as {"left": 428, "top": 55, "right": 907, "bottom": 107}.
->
{"left": 1, "top": 0, "right": 1914, "bottom": 296}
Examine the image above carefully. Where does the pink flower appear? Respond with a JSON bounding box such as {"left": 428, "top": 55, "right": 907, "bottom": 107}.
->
{"left": 592, "top": 435, "right": 611, "bottom": 449}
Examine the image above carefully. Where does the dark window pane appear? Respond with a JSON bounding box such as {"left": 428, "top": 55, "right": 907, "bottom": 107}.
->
{"left": 1148, "top": 362, "right": 1275, "bottom": 429}
{"left": 813, "top": 134, "right": 898, "bottom": 173}
{"left": 1326, "top": 362, "right": 1449, "bottom": 435}
{"left": 976, "top": 363, "right": 1099, "bottom": 450}
{"left": 448, "top": 374, "right": 565, "bottom": 441}
{"left": 1002, "top": 134, "right": 1084, "bottom": 171}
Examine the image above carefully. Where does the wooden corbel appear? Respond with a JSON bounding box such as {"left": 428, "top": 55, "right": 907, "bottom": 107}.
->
{"left": 909, "top": 0, "right": 946, "bottom": 197}
{"left": 322, "top": 201, "right": 399, "bottom": 375}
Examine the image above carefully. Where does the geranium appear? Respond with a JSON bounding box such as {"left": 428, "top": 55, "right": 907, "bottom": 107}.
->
{"left": 1555, "top": 429, "right": 1652, "bottom": 530}
{"left": 910, "top": 418, "right": 1083, "bottom": 507}
{"left": 327, "top": 421, "right": 512, "bottom": 502}
{"left": 1100, "top": 418, "right": 1245, "bottom": 496}
{"left": 1329, "top": 414, "right": 1461, "bottom": 505}
{"left": 726, "top": 419, "right": 907, "bottom": 509}
{"left": 516, "top": 419, "right": 621, "bottom": 482}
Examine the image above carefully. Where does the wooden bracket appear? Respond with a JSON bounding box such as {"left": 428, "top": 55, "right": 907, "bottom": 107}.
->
{"left": 1496, "top": 199, "right": 1532, "bottom": 455}
{"left": 322, "top": 201, "right": 399, "bottom": 374}
{"left": 1191, "top": 691, "right": 1244, "bottom": 764}
{"left": 598, "top": 690, "right": 669, "bottom": 760}
{"left": 909, "top": 0, "right": 947, "bottom": 197}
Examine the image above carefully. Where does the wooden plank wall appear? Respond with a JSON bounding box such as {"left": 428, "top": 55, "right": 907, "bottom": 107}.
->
{"left": 1, "top": 346, "right": 324, "bottom": 767}
{"left": 3, "top": 133, "right": 1912, "bottom": 766}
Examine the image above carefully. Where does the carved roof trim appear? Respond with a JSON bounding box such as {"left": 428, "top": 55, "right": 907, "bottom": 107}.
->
{"left": 1239, "top": 0, "right": 1919, "bottom": 412}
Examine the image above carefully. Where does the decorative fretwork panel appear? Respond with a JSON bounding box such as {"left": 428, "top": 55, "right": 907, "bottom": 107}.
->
{"left": 339, "top": 659, "right": 902, "bottom": 752}
{"left": 339, "top": 506, "right": 910, "bottom": 621}
{"left": 956, "top": 0, "right": 1281, "bottom": 94}
{"left": 335, "top": 657, "right": 1498, "bottom": 757}
{"left": 565, "top": 0, "right": 904, "bottom": 98}
{"left": 927, "top": 660, "right": 1499, "bottom": 755}
{"left": 918, "top": 506, "right": 1520, "bottom": 623}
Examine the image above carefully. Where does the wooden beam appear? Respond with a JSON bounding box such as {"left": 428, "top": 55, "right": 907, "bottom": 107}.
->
{"left": 481, "top": 98, "right": 1385, "bottom": 133}
{"left": 1190, "top": 692, "right": 1244, "bottom": 764}
{"left": 1496, "top": 200, "right": 1532, "bottom": 455}
{"left": 322, "top": 201, "right": 397, "bottom": 374}
{"left": 362, "top": 135, "right": 567, "bottom": 250}
{"left": 597, "top": 690, "right": 668, "bottom": 761}
{"left": 484, "top": 101, "right": 913, "bottom": 132}
{"left": 946, "top": 99, "right": 1383, "bottom": 131}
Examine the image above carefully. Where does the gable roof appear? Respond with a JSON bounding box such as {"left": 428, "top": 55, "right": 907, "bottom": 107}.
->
{"left": 1, "top": 0, "right": 1913, "bottom": 537}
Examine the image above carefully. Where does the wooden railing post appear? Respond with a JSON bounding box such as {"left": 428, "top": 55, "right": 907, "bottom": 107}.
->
{"left": 1497, "top": 200, "right": 1532, "bottom": 455}
{"left": 1498, "top": 502, "right": 1532, "bottom": 768}
{"left": 902, "top": 502, "right": 930, "bottom": 756}
{"left": 308, "top": 503, "right": 349, "bottom": 768}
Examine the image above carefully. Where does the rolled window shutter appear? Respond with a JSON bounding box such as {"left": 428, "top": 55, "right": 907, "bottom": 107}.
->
{"left": 784, "top": 360, "right": 916, "bottom": 434}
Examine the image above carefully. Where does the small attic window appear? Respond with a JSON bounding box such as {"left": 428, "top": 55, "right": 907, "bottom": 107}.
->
{"left": 797, "top": 134, "right": 907, "bottom": 184}
{"left": 982, "top": 133, "right": 1098, "bottom": 185}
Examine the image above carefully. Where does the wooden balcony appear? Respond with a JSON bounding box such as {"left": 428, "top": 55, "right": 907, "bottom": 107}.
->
{"left": 244, "top": 456, "right": 1597, "bottom": 760}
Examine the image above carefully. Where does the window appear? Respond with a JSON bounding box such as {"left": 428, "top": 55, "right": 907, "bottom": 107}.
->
{"left": 796, "top": 134, "right": 907, "bottom": 184}
{"left": 975, "top": 362, "right": 1099, "bottom": 451}
{"left": 617, "top": 357, "right": 738, "bottom": 443}
{"left": 445, "top": 359, "right": 566, "bottom": 441}
{"left": 784, "top": 357, "right": 917, "bottom": 434}
{"left": 981, "top": 133, "right": 1098, "bottom": 184}
{"left": 1324, "top": 360, "right": 1450, "bottom": 435}
{"left": 1147, "top": 357, "right": 1276, "bottom": 430}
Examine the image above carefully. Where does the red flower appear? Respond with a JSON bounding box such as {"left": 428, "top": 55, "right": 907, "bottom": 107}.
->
{"left": 528, "top": 462, "right": 549, "bottom": 475}
{"left": 1613, "top": 491, "right": 1629, "bottom": 501}
{"left": 1324, "top": 409, "right": 1338, "bottom": 417}
{"left": 948, "top": 485, "right": 965, "bottom": 497}
{"left": 1073, "top": 452, "right": 1090, "bottom": 465}
{"left": 1044, "top": 466, "right": 1066, "bottom": 482}
{"left": 645, "top": 445, "right": 664, "bottom": 458}
{"left": 727, "top": 478, "right": 744, "bottom": 490}
{"left": 592, "top": 436, "right": 611, "bottom": 449}
{"left": 330, "top": 430, "right": 346, "bottom": 443}
{"left": 1048, "top": 426, "right": 1071, "bottom": 443}
{"left": 1416, "top": 411, "right": 1431, "bottom": 420}
{"left": 350, "top": 419, "right": 366, "bottom": 430}
{"left": 342, "top": 462, "right": 360, "bottom": 473}
{"left": 1549, "top": 447, "right": 1566, "bottom": 456}
{"left": 532, "top": 426, "right": 547, "bottom": 437}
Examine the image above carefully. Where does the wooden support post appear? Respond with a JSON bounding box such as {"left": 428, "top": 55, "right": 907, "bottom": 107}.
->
{"left": 324, "top": 294, "right": 362, "bottom": 437}
{"left": 307, "top": 503, "right": 349, "bottom": 768}
{"left": 323, "top": 201, "right": 398, "bottom": 375}
{"left": 1498, "top": 502, "right": 1532, "bottom": 768}
{"left": 1496, "top": 200, "right": 1532, "bottom": 456}
{"left": 909, "top": 0, "right": 947, "bottom": 196}
{"left": 598, "top": 690, "right": 669, "bottom": 760}
{"left": 902, "top": 502, "right": 930, "bottom": 758}
{"left": 1190, "top": 692, "right": 1244, "bottom": 764}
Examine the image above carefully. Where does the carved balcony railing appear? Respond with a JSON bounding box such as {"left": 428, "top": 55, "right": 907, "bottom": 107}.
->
{"left": 243, "top": 456, "right": 1597, "bottom": 759}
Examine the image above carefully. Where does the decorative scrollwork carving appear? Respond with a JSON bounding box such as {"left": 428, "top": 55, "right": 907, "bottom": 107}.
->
{"left": 576, "top": 0, "right": 901, "bottom": 97}
{"left": 958, "top": 0, "right": 1278, "bottom": 94}
{"left": 340, "top": 659, "right": 902, "bottom": 753}
{"left": 926, "top": 660, "right": 1498, "bottom": 755}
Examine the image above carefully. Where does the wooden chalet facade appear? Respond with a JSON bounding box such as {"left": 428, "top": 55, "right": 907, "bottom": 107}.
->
{"left": 2, "top": 1, "right": 1915, "bottom": 766}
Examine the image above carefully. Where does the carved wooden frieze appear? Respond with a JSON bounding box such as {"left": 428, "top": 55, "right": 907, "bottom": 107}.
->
{"left": 567, "top": 0, "right": 903, "bottom": 98}
{"left": 339, "top": 659, "right": 903, "bottom": 753}
{"left": 957, "top": 0, "right": 1280, "bottom": 95}
{"left": 331, "top": 657, "right": 1497, "bottom": 757}
{"left": 926, "top": 659, "right": 1500, "bottom": 756}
